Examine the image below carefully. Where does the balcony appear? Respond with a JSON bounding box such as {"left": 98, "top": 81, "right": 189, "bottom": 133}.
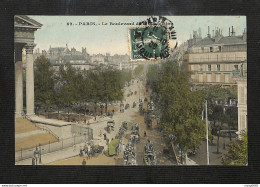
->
{"left": 189, "top": 57, "right": 246, "bottom": 63}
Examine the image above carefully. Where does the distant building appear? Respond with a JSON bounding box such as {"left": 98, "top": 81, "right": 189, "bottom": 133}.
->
{"left": 184, "top": 26, "right": 247, "bottom": 87}
{"left": 34, "top": 44, "right": 131, "bottom": 72}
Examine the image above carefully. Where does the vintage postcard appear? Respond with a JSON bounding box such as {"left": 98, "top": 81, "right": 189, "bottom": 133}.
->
{"left": 14, "top": 16, "right": 247, "bottom": 166}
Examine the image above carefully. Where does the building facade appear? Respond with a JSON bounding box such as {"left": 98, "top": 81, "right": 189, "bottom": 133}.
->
{"left": 184, "top": 27, "right": 247, "bottom": 87}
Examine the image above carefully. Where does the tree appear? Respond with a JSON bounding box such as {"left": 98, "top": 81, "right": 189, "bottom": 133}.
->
{"left": 222, "top": 131, "right": 248, "bottom": 166}
{"left": 98, "top": 70, "right": 123, "bottom": 115}
{"left": 58, "top": 63, "right": 82, "bottom": 121}
{"left": 134, "top": 64, "right": 144, "bottom": 76}
{"left": 205, "top": 85, "right": 229, "bottom": 102}
{"left": 225, "top": 106, "right": 238, "bottom": 130}
{"left": 156, "top": 61, "right": 206, "bottom": 159}
{"left": 34, "top": 56, "right": 56, "bottom": 118}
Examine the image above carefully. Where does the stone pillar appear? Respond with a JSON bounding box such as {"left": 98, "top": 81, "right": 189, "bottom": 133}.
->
{"left": 15, "top": 44, "right": 24, "bottom": 117}
{"left": 25, "top": 43, "right": 35, "bottom": 116}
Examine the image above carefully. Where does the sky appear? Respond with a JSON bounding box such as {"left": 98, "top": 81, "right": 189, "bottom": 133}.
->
{"left": 29, "top": 16, "right": 246, "bottom": 55}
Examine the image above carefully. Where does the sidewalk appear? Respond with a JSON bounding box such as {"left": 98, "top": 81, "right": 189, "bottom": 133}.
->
{"left": 29, "top": 115, "right": 71, "bottom": 127}
{"left": 16, "top": 141, "right": 86, "bottom": 165}
{"left": 186, "top": 157, "right": 198, "bottom": 165}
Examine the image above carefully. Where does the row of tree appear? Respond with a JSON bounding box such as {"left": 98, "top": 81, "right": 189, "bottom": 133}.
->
{"left": 146, "top": 61, "right": 246, "bottom": 165}
{"left": 147, "top": 61, "right": 206, "bottom": 156}
{"left": 34, "top": 56, "right": 132, "bottom": 119}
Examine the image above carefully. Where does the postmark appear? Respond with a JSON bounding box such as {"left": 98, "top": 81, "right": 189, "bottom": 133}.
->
{"left": 129, "top": 16, "right": 177, "bottom": 61}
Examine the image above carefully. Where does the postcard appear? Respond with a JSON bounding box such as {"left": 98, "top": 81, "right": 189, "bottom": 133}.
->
{"left": 14, "top": 15, "right": 247, "bottom": 166}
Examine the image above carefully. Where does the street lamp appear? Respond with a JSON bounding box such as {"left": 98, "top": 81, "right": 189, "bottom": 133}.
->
{"left": 203, "top": 100, "right": 210, "bottom": 165}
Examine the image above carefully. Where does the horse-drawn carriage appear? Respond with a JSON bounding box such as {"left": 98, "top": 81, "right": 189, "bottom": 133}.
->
{"left": 125, "top": 103, "right": 130, "bottom": 110}
{"left": 144, "top": 140, "right": 156, "bottom": 165}
{"left": 106, "top": 120, "right": 115, "bottom": 133}
{"left": 145, "top": 116, "right": 152, "bottom": 129}
{"left": 130, "top": 123, "right": 140, "bottom": 144}
{"left": 123, "top": 143, "right": 136, "bottom": 165}
{"left": 120, "top": 103, "right": 124, "bottom": 113}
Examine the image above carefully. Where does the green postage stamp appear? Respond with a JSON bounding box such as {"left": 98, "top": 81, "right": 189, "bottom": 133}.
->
{"left": 129, "top": 26, "right": 169, "bottom": 60}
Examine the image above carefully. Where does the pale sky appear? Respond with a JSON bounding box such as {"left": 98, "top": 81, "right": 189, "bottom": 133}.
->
{"left": 29, "top": 16, "right": 246, "bottom": 55}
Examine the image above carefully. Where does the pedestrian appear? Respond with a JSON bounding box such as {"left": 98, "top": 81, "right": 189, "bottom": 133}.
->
{"left": 95, "top": 116, "right": 96, "bottom": 121}
{"left": 32, "top": 157, "right": 35, "bottom": 165}
{"left": 82, "top": 159, "right": 86, "bottom": 165}
{"left": 103, "top": 133, "right": 106, "bottom": 140}
{"left": 144, "top": 131, "right": 146, "bottom": 137}
{"left": 87, "top": 144, "right": 91, "bottom": 159}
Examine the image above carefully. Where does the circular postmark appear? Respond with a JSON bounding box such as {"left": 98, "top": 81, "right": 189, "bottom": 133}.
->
{"left": 130, "top": 16, "right": 177, "bottom": 61}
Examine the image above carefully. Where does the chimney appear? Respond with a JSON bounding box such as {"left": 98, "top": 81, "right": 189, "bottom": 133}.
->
{"left": 243, "top": 28, "right": 247, "bottom": 41}
{"left": 207, "top": 26, "right": 211, "bottom": 38}
{"left": 229, "top": 27, "right": 230, "bottom": 36}
{"left": 231, "top": 26, "right": 235, "bottom": 36}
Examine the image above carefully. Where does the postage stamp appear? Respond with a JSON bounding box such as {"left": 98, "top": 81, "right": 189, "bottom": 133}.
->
{"left": 129, "top": 26, "right": 169, "bottom": 60}
{"left": 129, "top": 16, "right": 177, "bottom": 61}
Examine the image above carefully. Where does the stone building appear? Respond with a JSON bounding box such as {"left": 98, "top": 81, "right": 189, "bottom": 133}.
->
{"left": 184, "top": 26, "right": 247, "bottom": 87}
{"left": 14, "top": 15, "right": 42, "bottom": 117}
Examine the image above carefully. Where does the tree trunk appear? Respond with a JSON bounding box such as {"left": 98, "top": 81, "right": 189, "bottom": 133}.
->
{"left": 180, "top": 148, "right": 183, "bottom": 164}
{"left": 94, "top": 103, "right": 97, "bottom": 116}
{"left": 217, "top": 134, "right": 220, "bottom": 154}
{"left": 58, "top": 107, "right": 60, "bottom": 120}
{"left": 67, "top": 110, "right": 70, "bottom": 122}
{"left": 105, "top": 101, "right": 108, "bottom": 115}
{"left": 47, "top": 107, "right": 49, "bottom": 118}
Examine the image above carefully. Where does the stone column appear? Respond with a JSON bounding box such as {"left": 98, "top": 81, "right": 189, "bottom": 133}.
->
{"left": 25, "top": 43, "right": 35, "bottom": 116}
{"left": 15, "top": 44, "right": 24, "bottom": 117}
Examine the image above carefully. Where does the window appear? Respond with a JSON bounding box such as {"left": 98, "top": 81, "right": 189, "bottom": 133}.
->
{"left": 218, "top": 46, "right": 222, "bottom": 52}
{"left": 224, "top": 74, "right": 229, "bottom": 83}
{"left": 200, "top": 65, "right": 203, "bottom": 71}
{"left": 207, "top": 74, "right": 212, "bottom": 82}
{"left": 199, "top": 74, "right": 203, "bottom": 82}
{"left": 208, "top": 65, "right": 211, "bottom": 71}
{"left": 216, "top": 74, "right": 221, "bottom": 82}
{"left": 210, "top": 47, "right": 213, "bottom": 52}
{"left": 217, "top": 64, "right": 220, "bottom": 71}
{"left": 234, "top": 65, "right": 238, "bottom": 71}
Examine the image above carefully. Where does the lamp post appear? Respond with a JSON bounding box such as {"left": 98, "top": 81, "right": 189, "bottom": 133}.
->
{"left": 39, "top": 144, "right": 42, "bottom": 164}
{"left": 204, "top": 100, "right": 209, "bottom": 165}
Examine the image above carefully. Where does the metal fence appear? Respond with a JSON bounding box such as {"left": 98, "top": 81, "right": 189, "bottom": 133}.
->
{"left": 15, "top": 132, "right": 93, "bottom": 162}
{"left": 71, "top": 124, "right": 93, "bottom": 136}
